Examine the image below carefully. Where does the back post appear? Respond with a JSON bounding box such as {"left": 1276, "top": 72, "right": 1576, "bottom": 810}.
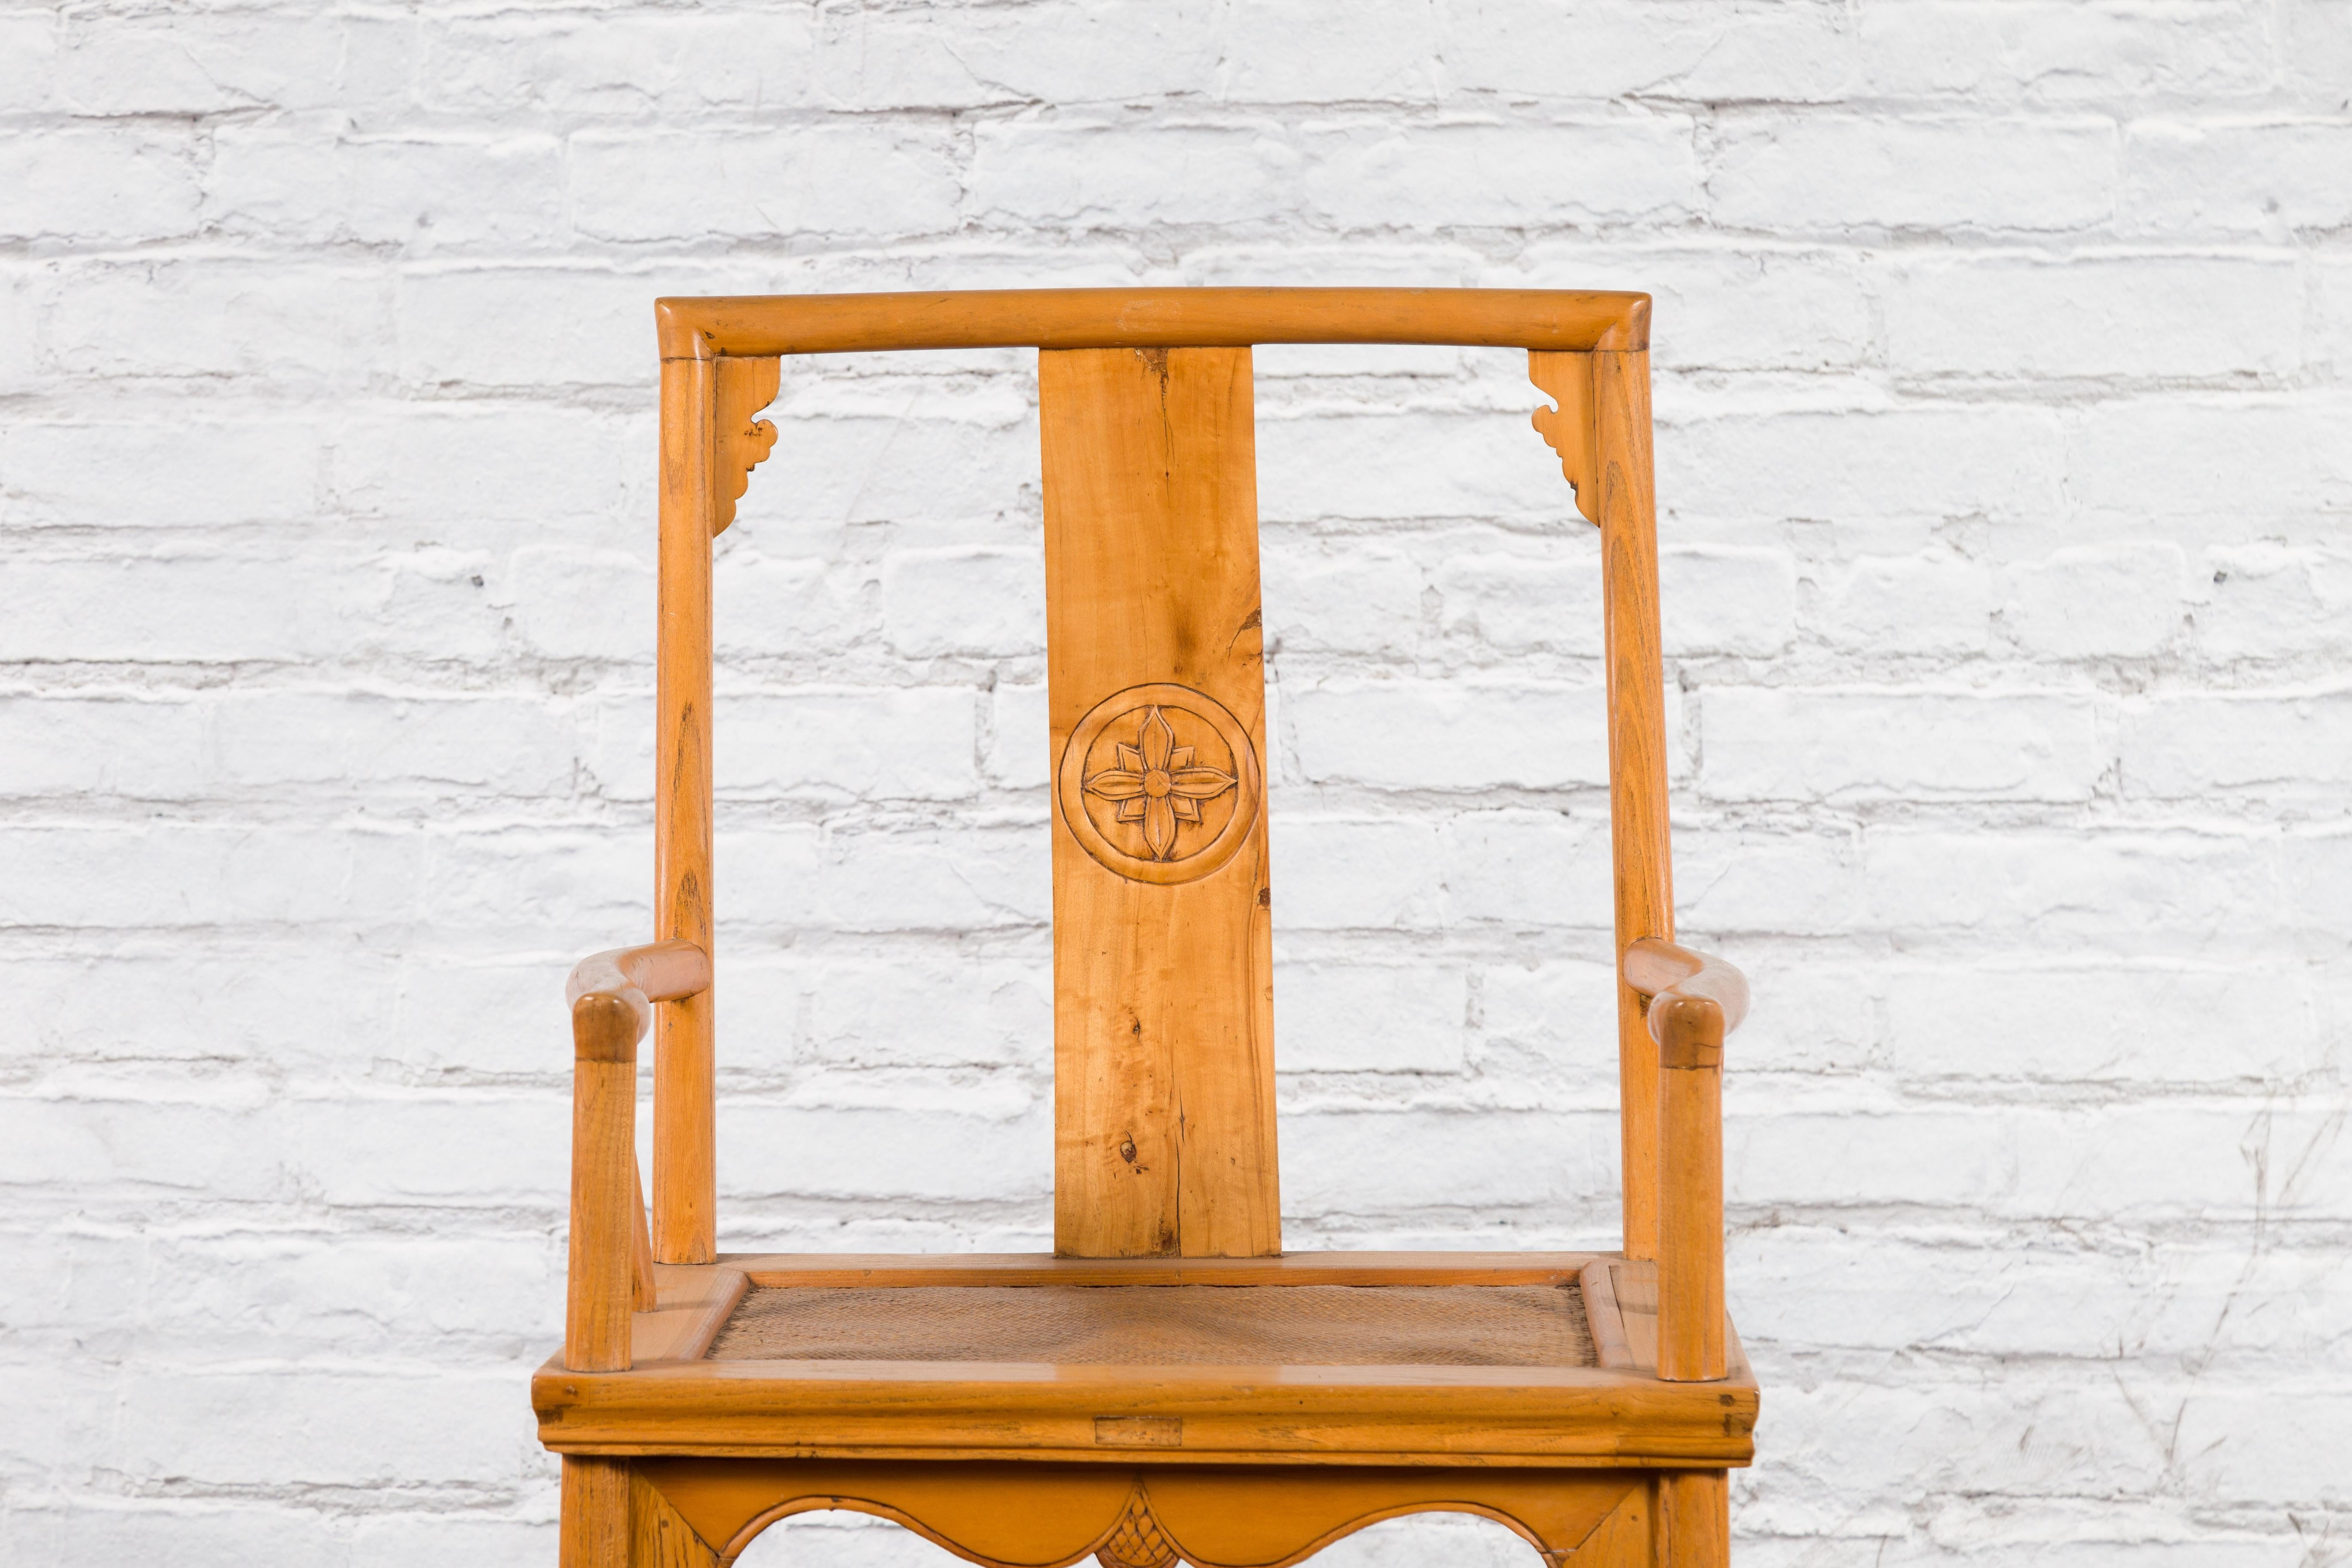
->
{"left": 652, "top": 349, "right": 779, "bottom": 1265}
{"left": 1594, "top": 348, "right": 1673, "bottom": 1263}
{"left": 653, "top": 354, "right": 718, "bottom": 1264}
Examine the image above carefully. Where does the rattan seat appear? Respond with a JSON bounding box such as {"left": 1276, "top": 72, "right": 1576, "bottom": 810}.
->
{"left": 704, "top": 1282, "right": 1596, "bottom": 1367}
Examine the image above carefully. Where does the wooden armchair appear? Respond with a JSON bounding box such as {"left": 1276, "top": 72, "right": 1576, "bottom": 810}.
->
{"left": 532, "top": 288, "right": 1758, "bottom": 1568}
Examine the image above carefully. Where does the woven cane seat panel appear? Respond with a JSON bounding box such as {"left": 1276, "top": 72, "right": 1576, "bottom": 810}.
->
{"left": 705, "top": 1283, "right": 1595, "bottom": 1367}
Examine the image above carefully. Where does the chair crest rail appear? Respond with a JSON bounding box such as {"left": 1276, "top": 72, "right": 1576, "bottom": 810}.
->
{"left": 655, "top": 285, "right": 1650, "bottom": 360}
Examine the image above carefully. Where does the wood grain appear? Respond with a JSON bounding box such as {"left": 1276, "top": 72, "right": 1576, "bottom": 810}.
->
{"left": 560, "top": 1455, "right": 630, "bottom": 1568}
{"left": 1040, "top": 346, "right": 1279, "bottom": 1260}
{"left": 630, "top": 1465, "right": 722, "bottom": 1568}
{"left": 630, "top": 1150, "right": 656, "bottom": 1314}
{"left": 1580, "top": 1258, "right": 1637, "bottom": 1372}
{"left": 1623, "top": 940, "right": 1749, "bottom": 1044}
{"left": 1611, "top": 1262, "right": 1660, "bottom": 1374}
{"left": 1655, "top": 1470, "right": 1729, "bottom": 1568}
{"left": 532, "top": 1349, "right": 1758, "bottom": 1467}
{"left": 655, "top": 356, "right": 718, "bottom": 1266}
{"left": 1568, "top": 1482, "right": 1656, "bottom": 1566}
{"left": 657, "top": 287, "right": 1651, "bottom": 360}
{"left": 1529, "top": 349, "right": 1601, "bottom": 525}
{"left": 710, "top": 355, "right": 779, "bottom": 536}
{"left": 723, "top": 1250, "right": 1599, "bottom": 1290}
{"left": 632, "top": 1265, "right": 752, "bottom": 1363}
{"left": 568, "top": 993, "right": 640, "bottom": 1373}
{"left": 634, "top": 1459, "right": 1651, "bottom": 1568}
{"left": 1654, "top": 997, "right": 1727, "bottom": 1383}
{"left": 576, "top": 292, "right": 1751, "bottom": 1568}
{"left": 1594, "top": 349, "right": 1672, "bottom": 1265}
{"left": 565, "top": 939, "right": 711, "bottom": 1313}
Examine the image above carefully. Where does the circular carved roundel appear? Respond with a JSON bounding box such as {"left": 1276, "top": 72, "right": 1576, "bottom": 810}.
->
{"left": 1056, "top": 683, "right": 1262, "bottom": 886}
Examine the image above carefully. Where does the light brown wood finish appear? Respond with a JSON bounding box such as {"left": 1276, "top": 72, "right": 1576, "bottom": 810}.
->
{"left": 1656, "top": 1471, "right": 1730, "bottom": 1568}
{"left": 569, "top": 992, "right": 641, "bottom": 1374}
{"left": 632, "top": 1458, "right": 1654, "bottom": 1567}
{"left": 1623, "top": 940, "right": 1749, "bottom": 1044}
{"left": 655, "top": 358, "right": 721, "bottom": 1266}
{"left": 567, "top": 941, "right": 714, "bottom": 1338}
{"left": 1621, "top": 941, "right": 1743, "bottom": 1384}
{"left": 710, "top": 356, "right": 780, "bottom": 537}
{"left": 550, "top": 290, "right": 1745, "bottom": 1568}
{"left": 564, "top": 1455, "right": 633, "bottom": 1568}
{"left": 539, "top": 1359, "right": 1755, "bottom": 1471}
{"left": 536, "top": 1252, "right": 1758, "bottom": 1470}
{"left": 728, "top": 1249, "right": 1597, "bottom": 1288}
{"left": 631, "top": 1264, "right": 752, "bottom": 1363}
{"left": 1528, "top": 350, "right": 1601, "bottom": 525}
{"left": 567, "top": 939, "right": 716, "bottom": 1044}
{"left": 1580, "top": 1258, "right": 1637, "bottom": 1372}
{"left": 657, "top": 287, "right": 1650, "bottom": 360}
{"left": 630, "top": 1151, "right": 657, "bottom": 1314}
{"left": 1654, "top": 1000, "right": 1725, "bottom": 1384}
{"left": 1041, "top": 346, "right": 1279, "bottom": 1260}
{"left": 1589, "top": 348, "right": 1674, "bottom": 1267}
{"left": 632, "top": 1467, "right": 724, "bottom": 1568}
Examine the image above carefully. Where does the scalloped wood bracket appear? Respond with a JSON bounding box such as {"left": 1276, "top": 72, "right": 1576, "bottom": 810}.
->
{"left": 712, "top": 356, "right": 781, "bottom": 536}
{"left": 635, "top": 1458, "right": 1666, "bottom": 1568}
{"left": 1529, "top": 349, "right": 1601, "bottom": 526}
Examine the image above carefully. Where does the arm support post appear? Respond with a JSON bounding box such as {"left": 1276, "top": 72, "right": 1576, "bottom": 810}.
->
{"left": 564, "top": 940, "right": 712, "bottom": 1373}
{"left": 1624, "top": 937, "right": 1745, "bottom": 1383}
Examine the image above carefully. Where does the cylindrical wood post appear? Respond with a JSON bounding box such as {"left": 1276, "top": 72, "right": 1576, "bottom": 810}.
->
{"left": 1594, "top": 347, "right": 1672, "bottom": 1262}
{"left": 1655, "top": 993, "right": 1725, "bottom": 1382}
{"left": 567, "top": 992, "right": 639, "bottom": 1374}
{"left": 560, "top": 1454, "right": 631, "bottom": 1568}
{"left": 654, "top": 353, "right": 718, "bottom": 1264}
{"left": 1656, "top": 1470, "right": 1730, "bottom": 1567}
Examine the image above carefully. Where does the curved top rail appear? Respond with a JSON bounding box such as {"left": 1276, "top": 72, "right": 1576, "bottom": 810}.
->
{"left": 1622, "top": 937, "right": 1749, "bottom": 1049}
{"left": 655, "top": 287, "right": 1651, "bottom": 361}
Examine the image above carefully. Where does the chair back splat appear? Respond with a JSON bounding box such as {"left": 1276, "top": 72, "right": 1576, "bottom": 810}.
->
{"left": 1042, "top": 346, "right": 1279, "bottom": 1259}
{"left": 539, "top": 290, "right": 1756, "bottom": 1568}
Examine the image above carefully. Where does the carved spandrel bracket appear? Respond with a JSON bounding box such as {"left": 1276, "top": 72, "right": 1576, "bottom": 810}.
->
{"left": 713, "top": 355, "right": 781, "bottom": 536}
{"left": 1528, "top": 349, "right": 1600, "bottom": 526}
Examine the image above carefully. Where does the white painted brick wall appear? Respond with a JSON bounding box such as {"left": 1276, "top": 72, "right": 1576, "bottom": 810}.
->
{"left": 3, "top": 5, "right": 2347, "bottom": 1565}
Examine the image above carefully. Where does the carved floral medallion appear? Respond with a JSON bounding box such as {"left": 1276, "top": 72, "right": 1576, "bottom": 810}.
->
{"left": 1057, "top": 683, "right": 1262, "bottom": 886}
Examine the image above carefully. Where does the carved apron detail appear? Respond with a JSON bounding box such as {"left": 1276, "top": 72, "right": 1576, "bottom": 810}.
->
{"left": 1093, "top": 1486, "right": 1181, "bottom": 1568}
{"left": 1057, "top": 683, "right": 1262, "bottom": 886}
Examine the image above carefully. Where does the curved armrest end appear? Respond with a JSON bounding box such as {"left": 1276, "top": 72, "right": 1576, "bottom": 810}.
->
{"left": 565, "top": 939, "right": 713, "bottom": 1058}
{"left": 1623, "top": 937, "right": 1750, "bottom": 1055}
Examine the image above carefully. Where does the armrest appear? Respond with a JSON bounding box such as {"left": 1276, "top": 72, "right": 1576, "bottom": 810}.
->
{"left": 1622, "top": 937, "right": 1748, "bottom": 1057}
{"left": 1620, "top": 936, "right": 1744, "bottom": 1384}
{"left": 567, "top": 938, "right": 713, "bottom": 1045}
{"left": 564, "top": 940, "right": 710, "bottom": 1373}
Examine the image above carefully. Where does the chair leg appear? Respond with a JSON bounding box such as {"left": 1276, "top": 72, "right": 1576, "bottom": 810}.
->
{"left": 1655, "top": 1471, "right": 1728, "bottom": 1567}
{"left": 562, "top": 1456, "right": 631, "bottom": 1568}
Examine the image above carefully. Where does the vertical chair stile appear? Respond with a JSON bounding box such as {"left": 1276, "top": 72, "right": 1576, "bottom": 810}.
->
{"left": 653, "top": 354, "right": 719, "bottom": 1267}
{"left": 1593, "top": 346, "right": 1673, "bottom": 1264}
